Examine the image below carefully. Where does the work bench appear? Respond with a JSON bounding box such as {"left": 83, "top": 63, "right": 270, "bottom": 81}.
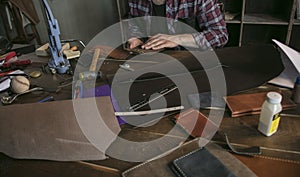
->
{"left": 0, "top": 48, "right": 299, "bottom": 177}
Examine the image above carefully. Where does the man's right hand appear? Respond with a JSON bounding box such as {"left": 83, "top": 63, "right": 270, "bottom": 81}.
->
{"left": 128, "top": 38, "right": 144, "bottom": 49}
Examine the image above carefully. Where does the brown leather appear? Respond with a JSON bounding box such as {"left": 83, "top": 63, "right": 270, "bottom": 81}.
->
{"left": 234, "top": 154, "right": 300, "bottom": 177}
{"left": 106, "top": 45, "right": 284, "bottom": 113}
{"left": 224, "top": 91, "right": 296, "bottom": 117}
{"left": 0, "top": 96, "right": 120, "bottom": 161}
{"left": 174, "top": 108, "right": 218, "bottom": 140}
{"left": 8, "top": 0, "right": 39, "bottom": 24}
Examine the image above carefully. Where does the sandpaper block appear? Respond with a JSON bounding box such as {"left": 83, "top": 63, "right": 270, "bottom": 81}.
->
{"left": 63, "top": 49, "right": 81, "bottom": 59}
{"left": 35, "top": 43, "right": 49, "bottom": 56}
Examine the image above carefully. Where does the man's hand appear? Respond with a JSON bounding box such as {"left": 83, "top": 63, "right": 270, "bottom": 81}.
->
{"left": 128, "top": 38, "right": 144, "bottom": 49}
{"left": 141, "top": 34, "right": 178, "bottom": 50}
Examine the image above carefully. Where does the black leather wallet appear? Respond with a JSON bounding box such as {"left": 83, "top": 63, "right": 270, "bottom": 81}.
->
{"left": 171, "top": 148, "right": 236, "bottom": 177}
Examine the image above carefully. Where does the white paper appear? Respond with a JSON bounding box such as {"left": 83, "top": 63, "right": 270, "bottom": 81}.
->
{"left": 0, "top": 70, "right": 24, "bottom": 92}
{"left": 0, "top": 78, "right": 11, "bottom": 92}
{"left": 268, "top": 39, "right": 300, "bottom": 88}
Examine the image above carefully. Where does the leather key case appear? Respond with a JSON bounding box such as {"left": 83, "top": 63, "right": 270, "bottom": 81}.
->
{"left": 174, "top": 109, "right": 218, "bottom": 139}
{"left": 171, "top": 147, "right": 237, "bottom": 177}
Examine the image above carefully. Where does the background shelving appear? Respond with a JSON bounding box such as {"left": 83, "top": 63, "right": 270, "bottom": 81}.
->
{"left": 222, "top": 0, "right": 299, "bottom": 50}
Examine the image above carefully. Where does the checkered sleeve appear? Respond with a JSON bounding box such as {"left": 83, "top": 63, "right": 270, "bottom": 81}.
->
{"left": 192, "top": 0, "right": 228, "bottom": 49}
{"left": 127, "top": 0, "right": 149, "bottom": 39}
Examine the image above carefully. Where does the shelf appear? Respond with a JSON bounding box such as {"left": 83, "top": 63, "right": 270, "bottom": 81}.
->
{"left": 224, "top": 12, "right": 241, "bottom": 24}
{"left": 220, "top": 0, "right": 243, "bottom": 24}
{"left": 225, "top": 20, "right": 241, "bottom": 24}
{"left": 219, "top": 0, "right": 299, "bottom": 49}
{"left": 244, "top": 0, "right": 293, "bottom": 21}
{"left": 294, "top": 19, "right": 300, "bottom": 25}
{"left": 225, "top": 23, "right": 241, "bottom": 47}
{"left": 243, "top": 14, "right": 289, "bottom": 25}
{"left": 242, "top": 24, "right": 288, "bottom": 45}
{"left": 290, "top": 25, "right": 300, "bottom": 51}
{"left": 222, "top": 0, "right": 243, "bottom": 13}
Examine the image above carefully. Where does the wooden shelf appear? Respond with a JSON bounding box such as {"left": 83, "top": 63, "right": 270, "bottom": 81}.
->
{"left": 222, "top": 0, "right": 298, "bottom": 48}
{"left": 294, "top": 19, "right": 300, "bottom": 25}
{"left": 290, "top": 25, "right": 300, "bottom": 51}
{"left": 225, "top": 13, "right": 241, "bottom": 24}
{"left": 225, "top": 20, "right": 241, "bottom": 24}
{"left": 242, "top": 25, "right": 288, "bottom": 45}
{"left": 243, "top": 14, "right": 289, "bottom": 25}
{"left": 225, "top": 23, "right": 241, "bottom": 47}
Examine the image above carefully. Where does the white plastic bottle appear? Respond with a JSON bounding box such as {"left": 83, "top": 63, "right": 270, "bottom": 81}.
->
{"left": 258, "top": 92, "right": 282, "bottom": 136}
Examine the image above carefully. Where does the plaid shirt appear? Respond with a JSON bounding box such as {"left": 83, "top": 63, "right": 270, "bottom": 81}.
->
{"left": 128, "top": 0, "right": 228, "bottom": 49}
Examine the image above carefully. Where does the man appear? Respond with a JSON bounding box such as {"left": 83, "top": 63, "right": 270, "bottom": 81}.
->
{"left": 127, "top": 0, "right": 228, "bottom": 50}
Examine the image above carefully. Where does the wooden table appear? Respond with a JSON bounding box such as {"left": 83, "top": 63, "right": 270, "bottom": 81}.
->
{"left": 0, "top": 52, "right": 299, "bottom": 177}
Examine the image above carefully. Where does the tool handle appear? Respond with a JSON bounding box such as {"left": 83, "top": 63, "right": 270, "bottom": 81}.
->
{"left": 89, "top": 48, "right": 101, "bottom": 72}
{"left": 2, "top": 59, "right": 31, "bottom": 68}
{"left": 0, "top": 51, "right": 16, "bottom": 62}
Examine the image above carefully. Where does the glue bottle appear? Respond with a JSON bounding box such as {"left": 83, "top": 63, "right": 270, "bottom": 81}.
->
{"left": 292, "top": 76, "right": 300, "bottom": 104}
{"left": 258, "top": 92, "right": 282, "bottom": 136}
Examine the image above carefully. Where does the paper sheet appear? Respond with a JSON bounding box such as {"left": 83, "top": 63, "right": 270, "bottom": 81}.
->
{"left": 269, "top": 39, "right": 300, "bottom": 88}
{"left": 0, "top": 70, "right": 24, "bottom": 92}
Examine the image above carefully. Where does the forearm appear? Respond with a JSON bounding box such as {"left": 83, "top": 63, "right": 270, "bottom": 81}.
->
{"left": 141, "top": 33, "right": 200, "bottom": 50}
{"left": 173, "top": 34, "right": 199, "bottom": 48}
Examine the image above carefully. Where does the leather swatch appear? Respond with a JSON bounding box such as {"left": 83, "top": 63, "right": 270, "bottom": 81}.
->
{"left": 0, "top": 96, "right": 120, "bottom": 161}
{"left": 235, "top": 154, "right": 300, "bottom": 177}
{"left": 174, "top": 109, "right": 218, "bottom": 139}
{"left": 224, "top": 91, "right": 296, "bottom": 117}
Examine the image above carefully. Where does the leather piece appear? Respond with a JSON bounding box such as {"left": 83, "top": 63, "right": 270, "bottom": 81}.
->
{"left": 234, "top": 154, "right": 300, "bottom": 177}
{"left": 171, "top": 148, "right": 236, "bottom": 177}
{"left": 224, "top": 91, "right": 296, "bottom": 117}
{"left": 86, "top": 45, "right": 130, "bottom": 60}
{"left": 0, "top": 156, "right": 121, "bottom": 177}
{"left": 106, "top": 45, "right": 284, "bottom": 113}
{"left": 174, "top": 108, "right": 218, "bottom": 140}
{"left": 0, "top": 96, "right": 120, "bottom": 161}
